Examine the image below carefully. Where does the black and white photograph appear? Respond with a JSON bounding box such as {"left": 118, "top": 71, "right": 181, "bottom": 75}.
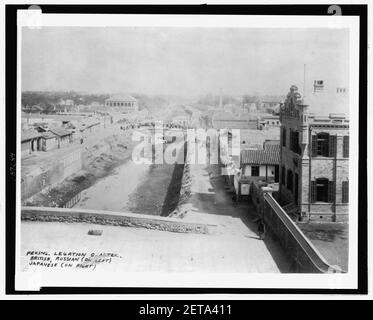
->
{"left": 2, "top": 3, "right": 369, "bottom": 297}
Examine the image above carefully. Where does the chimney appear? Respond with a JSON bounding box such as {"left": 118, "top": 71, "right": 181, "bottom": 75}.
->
{"left": 313, "top": 80, "right": 324, "bottom": 93}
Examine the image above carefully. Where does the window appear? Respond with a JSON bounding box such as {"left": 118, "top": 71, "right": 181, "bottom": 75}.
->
{"left": 343, "top": 136, "right": 349, "bottom": 158}
{"left": 317, "top": 133, "right": 329, "bottom": 156}
{"left": 282, "top": 128, "right": 286, "bottom": 147}
{"left": 311, "top": 178, "right": 335, "bottom": 203}
{"left": 251, "top": 166, "right": 260, "bottom": 176}
{"left": 290, "top": 130, "right": 301, "bottom": 154}
{"left": 342, "top": 181, "right": 349, "bottom": 203}
{"left": 281, "top": 166, "right": 286, "bottom": 185}
{"left": 311, "top": 133, "right": 332, "bottom": 157}
{"left": 286, "top": 169, "right": 293, "bottom": 191}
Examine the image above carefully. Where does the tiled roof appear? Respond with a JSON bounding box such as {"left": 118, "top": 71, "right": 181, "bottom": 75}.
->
{"left": 240, "top": 149, "right": 280, "bottom": 165}
{"left": 49, "top": 127, "right": 72, "bottom": 137}
{"left": 21, "top": 129, "right": 42, "bottom": 142}
{"left": 106, "top": 94, "right": 137, "bottom": 102}
{"left": 264, "top": 144, "right": 281, "bottom": 152}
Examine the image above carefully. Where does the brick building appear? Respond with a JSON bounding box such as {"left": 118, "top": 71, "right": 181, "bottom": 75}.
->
{"left": 279, "top": 83, "right": 349, "bottom": 222}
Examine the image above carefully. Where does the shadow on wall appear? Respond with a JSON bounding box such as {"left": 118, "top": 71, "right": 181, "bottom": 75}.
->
{"left": 239, "top": 203, "right": 294, "bottom": 273}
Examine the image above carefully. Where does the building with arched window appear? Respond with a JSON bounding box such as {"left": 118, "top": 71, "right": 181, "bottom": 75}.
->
{"left": 105, "top": 94, "right": 138, "bottom": 113}
{"left": 279, "top": 82, "right": 349, "bottom": 222}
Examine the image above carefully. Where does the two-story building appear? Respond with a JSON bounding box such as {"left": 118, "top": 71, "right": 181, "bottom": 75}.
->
{"left": 279, "top": 82, "right": 349, "bottom": 222}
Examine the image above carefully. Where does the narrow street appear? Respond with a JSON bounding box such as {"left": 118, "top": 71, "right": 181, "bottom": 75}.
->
{"left": 180, "top": 163, "right": 292, "bottom": 272}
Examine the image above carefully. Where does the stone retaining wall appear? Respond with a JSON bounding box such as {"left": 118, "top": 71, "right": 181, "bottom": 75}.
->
{"left": 22, "top": 207, "right": 216, "bottom": 235}
{"left": 21, "top": 149, "right": 82, "bottom": 201}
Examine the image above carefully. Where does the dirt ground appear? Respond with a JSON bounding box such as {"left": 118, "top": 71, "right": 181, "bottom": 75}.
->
{"left": 298, "top": 222, "right": 349, "bottom": 271}
{"left": 175, "top": 163, "right": 292, "bottom": 272}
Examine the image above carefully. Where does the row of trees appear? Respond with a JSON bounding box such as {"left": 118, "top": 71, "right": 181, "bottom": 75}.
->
{"left": 21, "top": 91, "right": 110, "bottom": 108}
{"left": 21, "top": 91, "right": 172, "bottom": 115}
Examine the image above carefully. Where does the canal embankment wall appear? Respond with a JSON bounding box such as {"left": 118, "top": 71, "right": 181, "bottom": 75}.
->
{"left": 21, "top": 149, "right": 82, "bottom": 201}
{"left": 23, "top": 132, "right": 135, "bottom": 207}
{"left": 165, "top": 142, "right": 192, "bottom": 218}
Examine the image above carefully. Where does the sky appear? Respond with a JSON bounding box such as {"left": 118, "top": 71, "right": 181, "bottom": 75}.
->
{"left": 22, "top": 27, "right": 349, "bottom": 97}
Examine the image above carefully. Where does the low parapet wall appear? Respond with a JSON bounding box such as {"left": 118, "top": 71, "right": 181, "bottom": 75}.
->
{"left": 251, "top": 183, "right": 344, "bottom": 273}
{"left": 21, "top": 206, "right": 217, "bottom": 235}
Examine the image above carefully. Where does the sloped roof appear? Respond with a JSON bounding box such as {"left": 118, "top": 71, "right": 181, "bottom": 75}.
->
{"left": 41, "top": 131, "right": 57, "bottom": 139}
{"left": 21, "top": 129, "right": 42, "bottom": 142}
{"left": 106, "top": 94, "right": 137, "bottom": 102}
{"left": 49, "top": 127, "right": 72, "bottom": 137}
{"left": 263, "top": 144, "right": 281, "bottom": 152}
{"left": 240, "top": 149, "right": 280, "bottom": 165}
{"left": 31, "top": 105, "right": 43, "bottom": 110}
